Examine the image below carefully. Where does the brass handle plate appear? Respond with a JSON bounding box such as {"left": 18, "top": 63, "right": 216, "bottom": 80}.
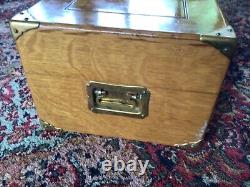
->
{"left": 86, "top": 81, "right": 150, "bottom": 118}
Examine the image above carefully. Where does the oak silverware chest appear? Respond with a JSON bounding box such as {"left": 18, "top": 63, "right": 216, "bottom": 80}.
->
{"left": 10, "top": 0, "right": 236, "bottom": 145}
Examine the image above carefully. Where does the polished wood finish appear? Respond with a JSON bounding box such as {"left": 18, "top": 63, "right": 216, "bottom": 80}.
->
{"left": 16, "top": 26, "right": 229, "bottom": 145}
{"left": 11, "top": 0, "right": 234, "bottom": 145}
{"left": 70, "top": 0, "right": 186, "bottom": 18}
{"left": 11, "top": 0, "right": 226, "bottom": 34}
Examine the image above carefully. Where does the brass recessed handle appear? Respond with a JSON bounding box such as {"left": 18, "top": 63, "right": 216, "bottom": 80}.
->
{"left": 86, "top": 81, "right": 150, "bottom": 118}
{"left": 97, "top": 97, "right": 136, "bottom": 109}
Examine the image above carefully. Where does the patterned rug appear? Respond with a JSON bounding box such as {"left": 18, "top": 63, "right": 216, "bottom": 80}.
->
{"left": 0, "top": 0, "right": 249, "bottom": 186}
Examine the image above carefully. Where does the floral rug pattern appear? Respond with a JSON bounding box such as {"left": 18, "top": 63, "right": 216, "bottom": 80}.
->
{"left": 0, "top": 0, "right": 249, "bottom": 186}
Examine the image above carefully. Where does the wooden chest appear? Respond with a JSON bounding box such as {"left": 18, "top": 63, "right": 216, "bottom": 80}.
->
{"left": 10, "top": 0, "right": 236, "bottom": 145}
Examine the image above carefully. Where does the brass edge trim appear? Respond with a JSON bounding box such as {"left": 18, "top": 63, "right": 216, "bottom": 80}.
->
{"left": 174, "top": 140, "right": 202, "bottom": 148}
{"left": 10, "top": 20, "right": 40, "bottom": 40}
{"left": 182, "top": 0, "right": 189, "bottom": 19}
{"left": 40, "top": 119, "right": 63, "bottom": 131}
{"left": 200, "top": 25, "right": 237, "bottom": 58}
{"left": 174, "top": 121, "right": 208, "bottom": 148}
{"left": 39, "top": 117, "right": 205, "bottom": 147}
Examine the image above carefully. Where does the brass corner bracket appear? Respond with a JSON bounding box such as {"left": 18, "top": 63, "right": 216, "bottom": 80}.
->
{"left": 200, "top": 25, "right": 237, "bottom": 58}
{"left": 10, "top": 9, "right": 40, "bottom": 40}
{"left": 40, "top": 119, "right": 63, "bottom": 132}
{"left": 10, "top": 20, "right": 40, "bottom": 40}
{"left": 174, "top": 121, "right": 208, "bottom": 148}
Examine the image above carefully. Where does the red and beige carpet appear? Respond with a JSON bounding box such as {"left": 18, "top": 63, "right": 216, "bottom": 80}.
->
{"left": 0, "top": 0, "right": 249, "bottom": 186}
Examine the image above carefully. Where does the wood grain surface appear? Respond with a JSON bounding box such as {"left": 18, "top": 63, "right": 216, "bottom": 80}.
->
{"left": 16, "top": 26, "right": 229, "bottom": 145}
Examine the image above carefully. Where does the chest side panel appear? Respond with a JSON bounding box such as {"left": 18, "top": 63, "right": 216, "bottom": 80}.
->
{"left": 16, "top": 26, "right": 229, "bottom": 145}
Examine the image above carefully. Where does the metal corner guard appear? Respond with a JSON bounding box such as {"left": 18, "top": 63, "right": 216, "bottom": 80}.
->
{"left": 40, "top": 119, "right": 63, "bottom": 132}
{"left": 10, "top": 20, "right": 40, "bottom": 40}
{"left": 200, "top": 25, "right": 237, "bottom": 58}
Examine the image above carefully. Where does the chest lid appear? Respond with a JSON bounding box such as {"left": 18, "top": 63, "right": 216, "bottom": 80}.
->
{"left": 12, "top": 0, "right": 231, "bottom": 34}
{"left": 11, "top": 0, "right": 236, "bottom": 57}
{"left": 70, "top": 0, "right": 186, "bottom": 17}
